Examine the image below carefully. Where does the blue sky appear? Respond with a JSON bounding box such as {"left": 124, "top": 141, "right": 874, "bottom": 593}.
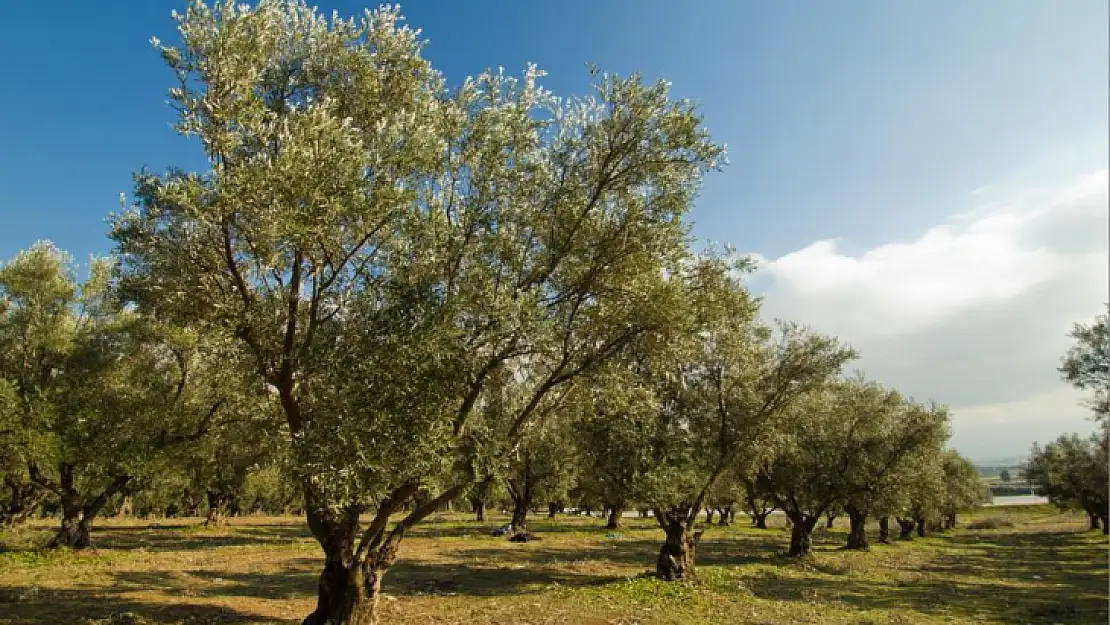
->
{"left": 1, "top": 1, "right": 1104, "bottom": 261}
{"left": 0, "top": 1, "right": 1106, "bottom": 459}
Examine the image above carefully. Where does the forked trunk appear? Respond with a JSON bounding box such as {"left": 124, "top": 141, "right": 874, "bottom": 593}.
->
{"left": 303, "top": 504, "right": 387, "bottom": 625}
{"left": 877, "top": 516, "right": 891, "bottom": 543}
{"left": 844, "top": 504, "right": 869, "bottom": 550}
{"left": 656, "top": 520, "right": 699, "bottom": 581}
{"left": 896, "top": 517, "right": 915, "bottom": 540}
{"left": 605, "top": 507, "right": 621, "bottom": 529}
{"left": 787, "top": 514, "right": 818, "bottom": 557}
{"left": 0, "top": 480, "right": 44, "bottom": 527}
{"left": 49, "top": 501, "right": 91, "bottom": 549}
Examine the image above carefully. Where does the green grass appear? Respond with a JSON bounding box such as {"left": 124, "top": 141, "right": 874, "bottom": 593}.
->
{"left": 0, "top": 506, "right": 1106, "bottom": 624}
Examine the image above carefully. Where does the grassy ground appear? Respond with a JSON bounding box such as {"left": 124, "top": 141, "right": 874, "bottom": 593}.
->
{"left": 0, "top": 505, "right": 1105, "bottom": 624}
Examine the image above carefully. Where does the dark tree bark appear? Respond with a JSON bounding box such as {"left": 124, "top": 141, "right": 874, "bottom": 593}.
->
{"left": 1087, "top": 511, "right": 1100, "bottom": 531}
{"left": 915, "top": 517, "right": 927, "bottom": 537}
{"left": 704, "top": 507, "right": 714, "bottom": 524}
{"left": 638, "top": 508, "right": 649, "bottom": 518}
{"left": 39, "top": 466, "right": 132, "bottom": 550}
{"left": 896, "top": 517, "right": 916, "bottom": 540}
{"left": 843, "top": 503, "right": 869, "bottom": 550}
{"left": 787, "top": 513, "right": 819, "bottom": 557}
{"left": 878, "top": 516, "right": 891, "bottom": 543}
{"left": 1101, "top": 516, "right": 1109, "bottom": 535}
{"left": 716, "top": 506, "right": 731, "bottom": 526}
{"left": 469, "top": 497, "right": 485, "bottom": 522}
{"left": 510, "top": 498, "right": 529, "bottom": 531}
{"left": 547, "top": 502, "right": 561, "bottom": 518}
{"left": 654, "top": 510, "right": 700, "bottom": 581}
{"left": 729, "top": 508, "right": 736, "bottom": 524}
{"left": 0, "top": 478, "right": 45, "bottom": 527}
{"left": 752, "top": 510, "right": 770, "bottom": 529}
{"left": 605, "top": 506, "right": 622, "bottom": 529}
{"left": 825, "top": 511, "right": 837, "bottom": 529}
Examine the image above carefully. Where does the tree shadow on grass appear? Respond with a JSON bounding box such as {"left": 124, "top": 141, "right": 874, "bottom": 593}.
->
{"left": 0, "top": 585, "right": 266, "bottom": 625}
{"left": 85, "top": 524, "right": 312, "bottom": 552}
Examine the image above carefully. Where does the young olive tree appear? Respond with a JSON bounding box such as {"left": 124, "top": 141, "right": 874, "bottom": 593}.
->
{"left": 113, "top": 2, "right": 720, "bottom": 621}
{"left": 937, "top": 450, "right": 990, "bottom": 530}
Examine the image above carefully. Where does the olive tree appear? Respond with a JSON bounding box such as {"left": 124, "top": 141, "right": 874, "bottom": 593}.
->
{"left": 113, "top": 2, "right": 721, "bottom": 621}
{"left": 1024, "top": 433, "right": 1108, "bottom": 533}
{"left": 0, "top": 243, "right": 249, "bottom": 547}
{"left": 1059, "top": 305, "right": 1109, "bottom": 422}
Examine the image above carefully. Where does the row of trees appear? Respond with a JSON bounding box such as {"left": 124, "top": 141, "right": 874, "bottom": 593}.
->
{"left": 1024, "top": 305, "right": 1109, "bottom": 534}
{"left": 0, "top": 2, "right": 991, "bottom": 623}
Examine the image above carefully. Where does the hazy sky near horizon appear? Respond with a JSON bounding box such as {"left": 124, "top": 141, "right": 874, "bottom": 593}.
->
{"left": 0, "top": 1, "right": 1105, "bottom": 460}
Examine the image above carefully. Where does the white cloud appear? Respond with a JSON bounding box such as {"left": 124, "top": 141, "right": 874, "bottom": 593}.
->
{"left": 749, "top": 168, "right": 1108, "bottom": 460}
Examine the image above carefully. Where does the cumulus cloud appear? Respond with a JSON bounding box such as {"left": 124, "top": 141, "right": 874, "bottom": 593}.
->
{"left": 749, "top": 168, "right": 1108, "bottom": 460}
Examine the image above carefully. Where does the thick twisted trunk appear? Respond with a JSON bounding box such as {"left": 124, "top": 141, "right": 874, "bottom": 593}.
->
{"left": 844, "top": 504, "right": 869, "bottom": 550}
{"left": 302, "top": 503, "right": 380, "bottom": 625}
{"left": 786, "top": 513, "right": 818, "bottom": 557}
{"left": 655, "top": 514, "right": 699, "bottom": 581}
{"left": 605, "top": 507, "right": 622, "bottom": 529}
{"left": 45, "top": 469, "right": 131, "bottom": 550}
{"left": 878, "top": 516, "right": 891, "bottom": 543}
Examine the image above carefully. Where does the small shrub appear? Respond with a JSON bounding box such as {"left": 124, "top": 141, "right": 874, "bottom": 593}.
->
{"left": 967, "top": 517, "right": 1014, "bottom": 530}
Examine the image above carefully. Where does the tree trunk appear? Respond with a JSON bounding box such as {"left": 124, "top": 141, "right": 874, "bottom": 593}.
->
{"left": 915, "top": 517, "right": 927, "bottom": 537}
{"left": 605, "top": 507, "right": 621, "bottom": 530}
{"left": 844, "top": 504, "right": 869, "bottom": 550}
{"left": 511, "top": 499, "right": 529, "bottom": 531}
{"left": 717, "top": 507, "right": 731, "bottom": 526}
{"left": 943, "top": 512, "right": 956, "bottom": 530}
{"left": 638, "top": 508, "right": 648, "bottom": 518}
{"left": 896, "top": 517, "right": 915, "bottom": 540}
{"left": 729, "top": 509, "right": 736, "bottom": 524}
{"left": 878, "top": 516, "right": 891, "bottom": 543}
{"left": 205, "top": 491, "right": 229, "bottom": 527}
{"left": 49, "top": 499, "right": 91, "bottom": 549}
{"left": 0, "top": 479, "right": 44, "bottom": 527}
{"left": 471, "top": 498, "right": 485, "bottom": 522}
{"left": 825, "top": 512, "right": 837, "bottom": 529}
{"left": 547, "top": 502, "right": 561, "bottom": 518}
{"left": 787, "top": 514, "right": 818, "bottom": 557}
{"left": 302, "top": 504, "right": 382, "bottom": 625}
{"left": 1100, "top": 516, "right": 1109, "bottom": 535}
{"left": 704, "top": 508, "right": 713, "bottom": 524}
{"left": 752, "top": 510, "right": 769, "bottom": 529}
{"left": 1088, "top": 511, "right": 1100, "bottom": 531}
{"left": 655, "top": 519, "right": 698, "bottom": 581}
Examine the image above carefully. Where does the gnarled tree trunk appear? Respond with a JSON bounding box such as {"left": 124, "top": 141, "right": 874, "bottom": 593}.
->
{"left": 0, "top": 478, "right": 45, "bottom": 527}
{"left": 787, "top": 513, "right": 818, "bottom": 557}
{"left": 878, "top": 516, "right": 891, "bottom": 543}
{"left": 510, "top": 498, "right": 529, "bottom": 531}
{"left": 654, "top": 512, "right": 700, "bottom": 581}
{"left": 896, "top": 517, "right": 915, "bottom": 540}
{"left": 751, "top": 509, "right": 770, "bottom": 529}
{"left": 605, "top": 507, "right": 622, "bottom": 529}
{"left": 44, "top": 470, "right": 132, "bottom": 550}
{"left": 716, "top": 506, "right": 731, "bottom": 526}
{"left": 843, "top": 503, "right": 869, "bottom": 550}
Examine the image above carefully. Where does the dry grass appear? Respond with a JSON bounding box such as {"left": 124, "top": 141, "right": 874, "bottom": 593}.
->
{"left": 0, "top": 505, "right": 1106, "bottom": 624}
